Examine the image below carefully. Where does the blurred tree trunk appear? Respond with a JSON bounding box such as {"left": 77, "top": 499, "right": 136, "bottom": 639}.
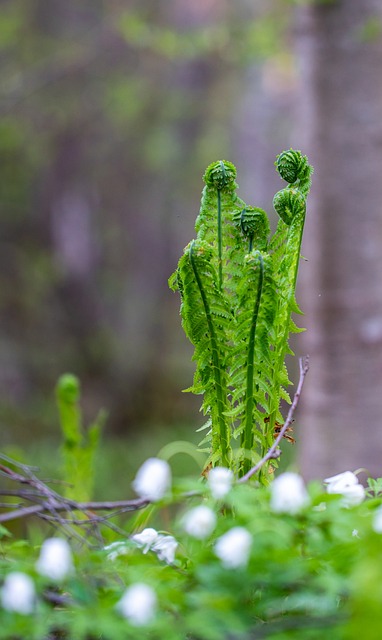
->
{"left": 296, "top": 1, "right": 382, "bottom": 479}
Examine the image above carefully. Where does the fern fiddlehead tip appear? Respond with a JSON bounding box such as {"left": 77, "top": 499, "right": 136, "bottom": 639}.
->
{"left": 273, "top": 188, "right": 306, "bottom": 226}
{"left": 203, "top": 160, "right": 237, "bottom": 191}
{"left": 233, "top": 207, "right": 270, "bottom": 249}
{"left": 275, "top": 149, "right": 307, "bottom": 184}
{"left": 56, "top": 373, "right": 80, "bottom": 403}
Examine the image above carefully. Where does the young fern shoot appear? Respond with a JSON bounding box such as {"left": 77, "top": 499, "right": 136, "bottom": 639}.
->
{"left": 170, "top": 151, "right": 313, "bottom": 481}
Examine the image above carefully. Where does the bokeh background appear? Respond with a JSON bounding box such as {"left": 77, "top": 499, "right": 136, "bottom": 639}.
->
{"left": 1, "top": 0, "right": 382, "bottom": 486}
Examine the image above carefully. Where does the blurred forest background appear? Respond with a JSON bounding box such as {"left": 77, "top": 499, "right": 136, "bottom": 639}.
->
{"left": 1, "top": 0, "right": 382, "bottom": 483}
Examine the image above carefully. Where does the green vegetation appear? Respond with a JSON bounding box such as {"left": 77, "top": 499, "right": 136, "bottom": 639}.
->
{"left": 170, "top": 150, "right": 313, "bottom": 478}
{"left": 2, "top": 154, "right": 382, "bottom": 640}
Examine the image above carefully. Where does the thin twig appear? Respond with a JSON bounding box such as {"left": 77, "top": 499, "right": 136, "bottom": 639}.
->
{"left": 0, "top": 496, "right": 150, "bottom": 524}
{"left": 239, "top": 355, "right": 310, "bottom": 483}
{"left": 0, "top": 456, "right": 150, "bottom": 541}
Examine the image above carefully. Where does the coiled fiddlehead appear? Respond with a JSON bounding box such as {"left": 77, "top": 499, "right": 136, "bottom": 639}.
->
{"left": 233, "top": 207, "right": 270, "bottom": 252}
{"left": 203, "top": 160, "right": 237, "bottom": 191}
{"left": 273, "top": 188, "right": 306, "bottom": 226}
{"left": 201, "top": 161, "right": 238, "bottom": 290}
{"left": 275, "top": 149, "right": 313, "bottom": 197}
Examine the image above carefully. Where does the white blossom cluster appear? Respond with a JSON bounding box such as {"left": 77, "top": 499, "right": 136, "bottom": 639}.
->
{"left": 132, "top": 528, "right": 178, "bottom": 564}
{"left": 1, "top": 459, "right": 376, "bottom": 629}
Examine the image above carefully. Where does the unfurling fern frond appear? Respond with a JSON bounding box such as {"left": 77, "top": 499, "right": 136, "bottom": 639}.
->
{"left": 170, "top": 150, "right": 313, "bottom": 483}
{"left": 266, "top": 156, "right": 313, "bottom": 447}
{"left": 56, "top": 374, "right": 105, "bottom": 502}
{"left": 176, "top": 240, "right": 233, "bottom": 467}
{"left": 196, "top": 160, "right": 247, "bottom": 293}
{"left": 232, "top": 207, "right": 270, "bottom": 252}
{"left": 275, "top": 148, "right": 313, "bottom": 196}
{"left": 230, "top": 251, "right": 276, "bottom": 475}
{"left": 273, "top": 188, "right": 306, "bottom": 227}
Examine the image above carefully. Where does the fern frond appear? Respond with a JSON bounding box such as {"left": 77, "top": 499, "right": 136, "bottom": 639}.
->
{"left": 266, "top": 156, "right": 312, "bottom": 446}
{"left": 229, "top": 251, "right": 276, "bottom": 475}
{"left": 177, "top": 239, "right": 233, "bottom": 466}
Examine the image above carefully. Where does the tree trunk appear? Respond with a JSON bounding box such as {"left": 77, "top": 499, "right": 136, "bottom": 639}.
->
{"left": 296, "top": 0, "right": 382, "bottom": 479}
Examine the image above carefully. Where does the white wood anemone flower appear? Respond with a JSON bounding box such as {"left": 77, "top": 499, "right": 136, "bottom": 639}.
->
{"left": 207, "top": 467, "right": 234, "bottom": 499}
{"left": 214, "top": 527, "right": 252, "bottom": 569}
{"left": 132, "top": 528, "right": 178, "bottom": 564}
{"left": 116, "top": 583, "right": 157, "bottom": 626}
{"left": 270, "top": 472, "right": 309, "bottom": 515}
{"left": 36, "top": 538, "right": 74, "bottom": 581}
{"left": 1, "top": 572, "right": 36, "bottom": 615}
{"left": 325, "top": 471, "right": 365, "bottom": 507}
{"left": 182, "top": 505, "right": 217, "bottom": 539}
{"left": 132, "top": 458, "right": 171, "bottom": 501}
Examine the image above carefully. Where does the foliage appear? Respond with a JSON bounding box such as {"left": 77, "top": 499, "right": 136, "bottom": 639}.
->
{"left": 0, "top": 154, "right": 381, "bottom": 640}
{"left": 1, "top": 461, "right": 382, "bottom": 639}
{"left": 170, "top": 150, "right": 313, "bottom": 478}
{"left": 56, "top": 373, "right": 105, "bottom": 502}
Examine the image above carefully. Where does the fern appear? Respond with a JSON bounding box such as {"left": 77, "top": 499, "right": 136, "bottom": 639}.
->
{"left": 173, "top": 240, "right": 233, "bottom": 467}
{"left": 56, "top": 373, "right": 106, "bottom": 502}
{"left": 170, "top": 150, "right": 313, "bottom": 481}
{"left": 266, "top": 152, "right": 314, "bottom": 449}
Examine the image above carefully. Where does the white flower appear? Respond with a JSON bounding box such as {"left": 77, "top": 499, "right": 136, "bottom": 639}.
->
{"left": 325, "top": 471, "right": 365, "bottom": 507}
{"left": 340, "top": 484, "right": 365, "bottom": 507}
{"left": 36, "top": 538, "right": 73, "bottom": 581}
{"left": 131, "top": 528, "right": 159, "bottom": 553}
{"left": 214, "top": 527, "right": 252, "bottom": 569}
{"left": 182, "top": 505, "right": 217, "bottom": 539}
{"left": 1, "top": 572, "right": 35, "bottom": 615}
{"left": 325, "top": 471, "right": 358, "bottom": 493}
{"left": 131, "top": 528, "right": 177, "bottom": 563}
{"left": 270, "top": 472, "right": 309, "bottom": 514}
{"left": 132, "top": 458, "right": 171, "bottom": 501}
{"left": 104, "top": 541, "right": 129, "bottom": 561}
{"left": 151, "top": 535, "right": 178, "bottom": 564}
{"left": 373, "top": 505, "right": 382, "bottom": 533}
{"left": 116, "top": 583, "right": 157, "bottom": 626}
{"left": 208, "top": 467, "right": 234, "bottom": 499}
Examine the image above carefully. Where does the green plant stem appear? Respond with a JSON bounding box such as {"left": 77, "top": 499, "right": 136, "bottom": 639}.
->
{"left": 242, "top": 253, "right": 264, "bottom": 476}
{"left": 217, "top": 188, "right": 223, "bottom": 290}
{"left": 189, "top": 241, "right": 229, "bottom": 466}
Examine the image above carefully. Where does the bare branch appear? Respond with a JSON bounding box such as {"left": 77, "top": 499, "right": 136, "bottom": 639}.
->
{"left": 238, "top": 355, "right": 310, "bottom": 483}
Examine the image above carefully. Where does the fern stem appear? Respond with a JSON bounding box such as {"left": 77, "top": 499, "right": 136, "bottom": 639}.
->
{"left": 241, "top": 253, "right": 264, "bottom": 476}
{"left": 189, "top": 241, "right": 230, "bottom": 466}
{"left": 267, "top": 211, "right": 305, "bottom": 449}
{"left": 217, "top": 188, "right": 223, "bottom": 290}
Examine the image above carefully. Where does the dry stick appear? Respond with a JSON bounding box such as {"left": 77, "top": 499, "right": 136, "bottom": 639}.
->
{"left": 238, "top": 355, "right": 310, "bottom": 483}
